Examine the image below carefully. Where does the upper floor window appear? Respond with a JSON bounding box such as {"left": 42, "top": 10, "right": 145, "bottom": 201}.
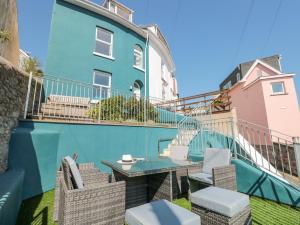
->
{"left": 106, "top": 0, "right": 133, "bottom": 22}
{"left": 93, "top": 70, "right": 111, "bottom": 98}
{"left": 133, "top": 45, "right": 143, "bottom": 69}
{"left": 95, "top": 27, "right": 113, "bottom": 58}
{"left": 271, "top": 82, "right": 285, "bottom": 95}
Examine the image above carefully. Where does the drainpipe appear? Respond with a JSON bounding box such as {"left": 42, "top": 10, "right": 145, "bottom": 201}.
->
{"left": 144, "top": 32, "right": 149, "bottom": 160}
{"left": 144, "top": 32, "right": 149, "bottom": 124}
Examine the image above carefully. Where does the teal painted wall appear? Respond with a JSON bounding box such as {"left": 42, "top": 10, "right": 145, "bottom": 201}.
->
{"left": 233, "top": 159, "right": 300, "bottom": 208}
{"left": 9, "top": 128, "right": 59, "bottom": 199}
{"left": 8, "top": 121, "right": 177, "bottom": 199}
{"left": 0, "top": 169, "right": 24, "bottom": 225}
{"left": 46, "top": 0, "right": 148, "bottom": 95}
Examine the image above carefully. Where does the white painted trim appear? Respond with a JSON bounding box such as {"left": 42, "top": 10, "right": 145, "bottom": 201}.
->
{"left": 133, "top": 65, "right": 145, "bottom": 72}
{"left": 241, "top": 73, "right": 294, "bottom": 91}
{"left": 241, "top": 59, "right": 282, "bottom": 82}
{"left": 64, "top": 0, "right": 146, "bottom": 38}
{"left": 93, "top": 70, "right": 112, "bottom": 89}
{"left": 95, "top": 27, "right": 114, "bottom": 58}
{"left": 93, "top": 52, "right": 115, "bottom": 60}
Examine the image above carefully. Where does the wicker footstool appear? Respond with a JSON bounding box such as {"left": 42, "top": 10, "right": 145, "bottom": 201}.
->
{"left": 125, "top": 199, "right": 201, "bottom": 225}
{"left": 191, "top": 187, "right": 251, "bottom": 225}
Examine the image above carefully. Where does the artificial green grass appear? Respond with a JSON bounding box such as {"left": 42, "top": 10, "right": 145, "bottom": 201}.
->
{"left": 17, "top": 189, "right": 300, "bottom": 225}
{"left": 17, "top": 190, "right": 57, "bottom": 225}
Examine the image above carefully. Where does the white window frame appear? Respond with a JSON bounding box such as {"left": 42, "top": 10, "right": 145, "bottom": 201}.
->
{"left": 133, "top": 45, "right": 144, "bottom": 70}
{"left": 271, "top": 82, "right": 285, "bottom": 95}
{"left": 94, "top": 27, "right": 114, "bottom": 60}
{"left": 93, "top": 70, "right": 112, "bottom": 98}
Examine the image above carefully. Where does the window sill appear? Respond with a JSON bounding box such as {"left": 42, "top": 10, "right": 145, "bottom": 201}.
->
{"left": 93, "top": 52, "right": 115, "bottom": 61}
{"left": 133, "top": 65, "right": 145, "bottom": 72}
{"left": 270, "top": 92, "right": 288, "bottom": 96}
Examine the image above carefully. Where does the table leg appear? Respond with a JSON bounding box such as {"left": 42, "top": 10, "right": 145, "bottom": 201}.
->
{"left": 112, "top": 170, "right": 148, "bottom": 209}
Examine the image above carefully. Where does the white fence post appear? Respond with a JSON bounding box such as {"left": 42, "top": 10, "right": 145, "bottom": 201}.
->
{"left": 292, "top": 137, "right": 300, "bottom": 186}
{"left": 24, "top": 72, "right": 33, "bottom": 119}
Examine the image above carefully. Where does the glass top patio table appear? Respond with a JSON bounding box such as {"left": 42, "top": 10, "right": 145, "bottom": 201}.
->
{"left": 102, "top": 157, "right": 200, "bottom": 177}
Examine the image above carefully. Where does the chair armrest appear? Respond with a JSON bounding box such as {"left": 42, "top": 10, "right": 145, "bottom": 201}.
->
{"left": 212, "top": 164, "right": 237, "bottom": 191}
{"left": 60, "top": 180, "right": 126, "bottom": 225}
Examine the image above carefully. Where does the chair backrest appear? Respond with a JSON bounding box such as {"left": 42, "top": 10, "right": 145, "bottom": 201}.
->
{"left": 62, "top": 159, "right": 74, "bottom": 190}
{"left": 170, "top": 146, "right": 188, "bottom": 161}
{"left": 62, "top": 156, "right": 84, "bottom": 189}
{"left": 202, "top": 148, "right": 231, "bottom": 174}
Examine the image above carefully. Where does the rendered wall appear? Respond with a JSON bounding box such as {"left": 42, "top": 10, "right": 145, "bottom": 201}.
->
{"left": 0, "top": 169, "right": 24, "bottom": 225}
{"left": 46, "top": 0, "right": 146, "bottom": 94}
{"left": 262, "top": 76, "right": 300, "bottom": 137}
{"left": 8, "top": 121, "right": 177, "bottom": 199}
{"left": 233, "top": 159, "right": 300, "bottom": 207}
{"left": 229, "top": 81, "right": 269, "bottom": 127}
{"left": 148, "top": 39, "right": 176, "bottom": 100}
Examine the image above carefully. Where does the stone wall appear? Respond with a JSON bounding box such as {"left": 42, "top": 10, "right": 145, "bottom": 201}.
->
{"left": 0, "top": 0, "right": 19, "bottom": 66}
{"left": 0, "top": 56, "right": 39, "bottom": 172}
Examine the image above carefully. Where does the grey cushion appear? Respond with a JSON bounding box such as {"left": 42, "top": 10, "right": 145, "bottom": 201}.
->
{"left": 188, "top": 172, "right": 213, "bottom": 185}
{"left": 202, "top": 148, "right": 231, "bottom": 175}
{"left": 126, "top": 199, "right": 201, "bottom": 225}
{"left": 170, "top": 145, "right": 188, "bottom": 161}
{"left": 64, "top": 156, "right": 84, "bottom": 189}
{"left": 191, "top": 187, "right": 249, "bottom": 217}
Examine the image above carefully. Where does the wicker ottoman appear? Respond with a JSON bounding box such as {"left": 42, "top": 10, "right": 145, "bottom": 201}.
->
{"left": 125, "top": 199, "right": 201, "bottom": 225}
{"left": 191, "top": 187, "right": 251, "bottom": 225}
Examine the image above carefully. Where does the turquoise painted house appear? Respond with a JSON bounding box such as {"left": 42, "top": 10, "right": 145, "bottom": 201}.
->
{"left": 46, "top": 0, "right": 148, "bottom": 97}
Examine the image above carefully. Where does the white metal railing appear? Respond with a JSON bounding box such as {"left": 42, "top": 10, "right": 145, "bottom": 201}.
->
{"left": 188, "top": 117, "right": 300, "bottom": 188}
{"left": 176, "top": 101, "right": 212, "bottom": 146}
{"left": 23, "top": 74, "right": 182, "bottom": 126}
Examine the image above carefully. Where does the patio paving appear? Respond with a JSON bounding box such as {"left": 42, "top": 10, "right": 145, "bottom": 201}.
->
{"left": 17, "top": 190, "right": 300, "bottom": 225}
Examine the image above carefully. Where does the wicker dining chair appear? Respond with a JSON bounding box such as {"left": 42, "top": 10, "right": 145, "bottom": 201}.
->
{"left": 188, "top": 148, "right": 237, "bottom": 191}
{"left": 54, "top": 159, "right": 126, "bottom": 225}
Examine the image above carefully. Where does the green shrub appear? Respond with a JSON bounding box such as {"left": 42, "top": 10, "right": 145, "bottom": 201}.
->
{"left": 88, "top": 95, "right": 159, "bottom": 122}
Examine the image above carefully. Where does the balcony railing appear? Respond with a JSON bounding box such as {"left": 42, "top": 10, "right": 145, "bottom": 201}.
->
{"left": 23, "top": 74, "right": 182, "bottom": 127}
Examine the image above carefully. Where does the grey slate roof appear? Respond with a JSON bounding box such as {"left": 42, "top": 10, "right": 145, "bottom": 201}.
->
{"left": 220, "top": 55, "right": 281, "bottom": 89}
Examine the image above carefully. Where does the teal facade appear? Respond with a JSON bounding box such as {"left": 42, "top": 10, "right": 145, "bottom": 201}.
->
{"left": 8, "top": 121, "right": 177, "bottom": 199}
{"left": 46, "top": 0, "right": 148, "bottom": 95}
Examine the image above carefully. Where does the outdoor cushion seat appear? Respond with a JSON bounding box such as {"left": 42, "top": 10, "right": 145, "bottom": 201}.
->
{"left": 191, "top": 186, "right": 249, "bottom": 218}
{"left": 188, "top": 172, "right": 213, "bottom": 184}
{"left": 125, "top": 199, "right": 201, "bottom": 225}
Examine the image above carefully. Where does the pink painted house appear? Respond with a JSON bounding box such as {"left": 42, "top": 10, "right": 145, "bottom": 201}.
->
{"left": 220, "top": 55, "right": 300, "bottom": 138}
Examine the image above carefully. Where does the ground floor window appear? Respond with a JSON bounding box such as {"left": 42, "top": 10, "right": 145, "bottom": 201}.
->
{"left": 271, "top": 82, "right": 285, "bottom": 95}
{"left": 93, "top": 70, "right": 111, "bottom": 98}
